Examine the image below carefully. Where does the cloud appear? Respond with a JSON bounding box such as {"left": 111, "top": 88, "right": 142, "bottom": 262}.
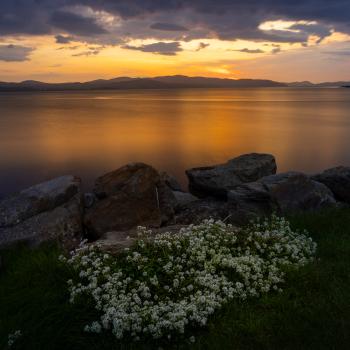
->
{"left": 0, "top": 44, "right": 34, "bottom": 62}
{"left": 72, "top": 50, "right": 100, "bottom": 57}
{"left": 322, "top": 48, "right": 350, "bottom": 57}
{"left": 51, "top": 10, "right": 107, "bottom": 36}
{"left": 122, "top": 41, "right": 183, "bottom": 55}
{"left": 288, "top": 23, "right": 333, "bottom": 43}
{"left": 57, "top": 45, "right": 81, "bottom": 50}
{"left": 71, "top": 45, "right": 105, "bottom": 57}
{"left": 234, "top": 48, "right": 265, "bottom": 54}
{"left": 196, "top": 42, "right": 209, "bottom": 51}
{"left": 271, "top": 46, "right": 282, "bottom": 54}
{"left": 150, "top": 22, "right": 188, "bottom": 31}
{"left": 55, "top": 34, "right": 75, "bottom": 44}
{"left": 0, "top": 1, "right": 349, "bottom": 46}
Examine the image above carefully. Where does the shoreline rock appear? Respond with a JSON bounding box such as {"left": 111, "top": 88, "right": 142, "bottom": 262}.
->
{"left": 311, "top": 166, "right": 350, "bottom": 204}
{"left": 228, "top": 171, "right": 337, "bottom": 217}
{"left": 0, "top": 176, "right": 83, "bottom": 249}
{"left": 84, "top": 163, "right": 176, "bottom": 240}
{"left": 186, "top": 153, "right": 277, "bottom": 198}
{"left": 0, "top": 154, "right": 349, "bottom": 250}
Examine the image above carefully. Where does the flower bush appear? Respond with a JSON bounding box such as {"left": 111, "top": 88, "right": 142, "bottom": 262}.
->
{"left": 61, "top": 216, "right": 316, "bottom": 342}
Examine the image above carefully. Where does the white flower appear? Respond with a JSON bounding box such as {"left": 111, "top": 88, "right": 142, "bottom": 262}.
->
{"left": 8, "top": 330, "right": 22, "bottom": 347}
{"left": 63, "top": 216, "right": 316, "bottom": 342}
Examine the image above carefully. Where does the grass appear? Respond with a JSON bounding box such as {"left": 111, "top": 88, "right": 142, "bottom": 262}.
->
{"left": 1, "top": 208, "right": 350, "bottom": 350}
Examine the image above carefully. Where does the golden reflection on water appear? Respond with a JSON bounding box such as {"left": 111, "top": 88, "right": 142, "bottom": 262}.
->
{"left": 0, "top": 88, "right": 350, "bottom": 195}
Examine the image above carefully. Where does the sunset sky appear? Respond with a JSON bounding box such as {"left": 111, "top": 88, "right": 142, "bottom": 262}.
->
{"left": 0, "top": 0, "right": 350, "bottom": 83}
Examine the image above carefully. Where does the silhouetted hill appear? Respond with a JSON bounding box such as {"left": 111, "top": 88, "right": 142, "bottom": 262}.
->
{"left": 0, "top": 75, "right": 286, "bottom": 91}
{"left": 287, "top": 81, "right": 350, "bottom": 88}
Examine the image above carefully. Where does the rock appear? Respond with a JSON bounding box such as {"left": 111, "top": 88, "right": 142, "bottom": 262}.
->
{"left": 93, "top": 225, "right": 186, "bottom": 255}
{"left": 186, "top": 153, "right": 277, "bottom": 198}
{"left": 83, "top": 192, "right": 96, "bottom": 208}
{"left": 0, "top": 176, "right": 83, "bottom": 248}
{"left": 173, "top": 191, "right": 198, "bottom": 209}
{"left": 175, "top": 198, "right": 233, "bottom": 225}
{"left": 228, "top": 171, "right": 337, "bottom": 216}
{"left": 0, "top": 193, "right": 83, "bottom": 249}
{"left": 0, "top": 175, "right": 81, "bottom": 228}
{"left": 261, "top": 172, "right": 337, "bottom": 212}
{"left": 227, "top": 182, "right": 278, "bottom": 220}
{"left": 311, "top": 166, "right": 350, "bottom": 203}
{"left": 84, "top": 163, "right": 176, "bottom": 239}
{"left": 160, "top": 171, "right": 182, "bottom": 191}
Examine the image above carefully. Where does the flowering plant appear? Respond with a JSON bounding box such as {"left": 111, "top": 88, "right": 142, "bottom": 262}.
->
{"left": 61, "top": 216, "right": 316, "bottom": 342}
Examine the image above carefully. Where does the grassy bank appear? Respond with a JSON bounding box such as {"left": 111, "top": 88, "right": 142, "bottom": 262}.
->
{"left": 1, "top": 209, "right": 350, "bottom": 350}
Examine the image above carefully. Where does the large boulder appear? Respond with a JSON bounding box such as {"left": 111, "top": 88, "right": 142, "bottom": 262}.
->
{"left": 228, "top": 171, "right": 337, "bottom": 216}
{"left": 173, "top": 191, "right": 198, "bottom": 210}
{"left": 0, "top": 196, "right": 82, "bottom": 249}
{"left": 227, "top": 182, "right": 278, "bottom": 220}
{"left": 160, "top": 171, "right": 182, "bottom": 192}
{"left": 84, "top": 163, "right": 176, "bottom": 239}
{"left": 311, "top": 166, "right": 350, "bottom": 204}
{"left": 0, "top": 176, "right": 83, "bottom": 248}
{"left": 186, "top": 153, "right": 277, "bottom": 198}
{"left": 0, "top": 175, "right": 81, "bottom": 227}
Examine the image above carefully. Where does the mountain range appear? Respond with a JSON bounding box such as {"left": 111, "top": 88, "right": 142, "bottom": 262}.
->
{"left": 0, "top": 75, "right": 349, "bottom": 91}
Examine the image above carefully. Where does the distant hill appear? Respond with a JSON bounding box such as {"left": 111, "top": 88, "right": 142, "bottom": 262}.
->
{"left": 0, "top": 75, "right": 286, "bottom": 91}
{"left": 287, "top": 81, "right": 350, "bottom": 88}
{"left": 1, "top": 75, "right": 349, "bottom": 91}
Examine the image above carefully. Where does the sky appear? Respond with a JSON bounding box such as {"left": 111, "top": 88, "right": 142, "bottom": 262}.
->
{"left": 0, "top": 0, "right": 349, "bottom": 83}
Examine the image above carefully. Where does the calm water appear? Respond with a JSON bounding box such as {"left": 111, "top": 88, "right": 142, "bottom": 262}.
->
{"left": 0, "top": 88, "right": 350, "bottom": 197}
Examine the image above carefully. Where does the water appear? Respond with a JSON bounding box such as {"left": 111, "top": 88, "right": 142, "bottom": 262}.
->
{"left": 0, "top": 88, "right": 349, "bottom": 197}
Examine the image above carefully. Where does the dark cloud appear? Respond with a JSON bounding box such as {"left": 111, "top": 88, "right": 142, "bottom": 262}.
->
{"left": 289, "top": 23, "right": 332, "bottom": 43}
{"left": 0, "top": 1, "right": 349, "bottom": 45}
{"left": 122, "top": 41, "right": 182, "bottom": 55}
{"left": 72, "top": 45, "right": 105, "bottom": 57}
{"left": 271, "top": 46, "right": 282, "bottom": 54}
{"left": 55, "top": 34, "right": 75, "bottom": 44}
{"left": 150, "top": 22, "right": 188, "bottom": 31}
{"left": 57, "top": 45, "right": 81, "bottom": 50}
{"left": 323, "top": 49, "right": 350, "bottom": 56}
{"left": 234, "top": 48, "right": 265, "bottom": 54}
{"left": 72, "top": 50, "right": 100, "bottom": 57}
{"left": 196, "top": 42, "right": 209, "bottom": 51}
{"left": 0, "top": 44, "right": 34, "bottom": 62}
{"left": 51, "top": 10, "right": 107, "bottom": 36}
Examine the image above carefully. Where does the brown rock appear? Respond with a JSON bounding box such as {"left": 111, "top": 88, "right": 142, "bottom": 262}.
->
{"left": 84, "top": 163, "right": 176, "bottom": 239}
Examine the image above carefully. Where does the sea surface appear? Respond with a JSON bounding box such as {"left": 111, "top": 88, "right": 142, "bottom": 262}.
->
{"left": 0, "top": 87, "right": 349, "bottom": 197}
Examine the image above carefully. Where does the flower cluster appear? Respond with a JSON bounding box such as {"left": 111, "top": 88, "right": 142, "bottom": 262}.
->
{"left": 61, "top": 216, "right": 316, "bottom": 341}
{"left": 8, "top": 330, "right": 22, "bottom": 347}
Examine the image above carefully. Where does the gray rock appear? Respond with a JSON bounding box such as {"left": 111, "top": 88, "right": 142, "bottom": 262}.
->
{"left": 93, "top": 225, "right": 186, "bottom": 255}
{"left": 261, "top": 172, "right": 336, "bottom": 212}
{"left": 84, "top": 163, "right": 176, "bottom": 239}
{"left": 228, "top": 171, "right": 337, "bottom": 216}
{"left": 311, "top": 166, "right": 350, "bottom": 203}
{"left": 0, "top": 194, "right": 83, "bottom": 249}
{"left": 186, "top": 153, "right": 277, "bottom": 198}
{"left": 173, "top": 191, "right": 198, "bottom": 209}
{"left": 0, "top": 175, "right": 81, "bottom": 228}
{"left": 83, "top": 192, "right": 96, "bottom": 208}
{"left": 175, "top": 199, "right": 233, "bottom": 225}
{"left": 160, "top": 171, "right": 182, "bottom": 191}
{"left": 228, "top": 181, "right": 278, "bottom": 219}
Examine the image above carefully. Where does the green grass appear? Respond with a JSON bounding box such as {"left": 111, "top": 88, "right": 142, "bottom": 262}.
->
{"left": 1, "top": 208, "right": 350, "bottom": 350}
